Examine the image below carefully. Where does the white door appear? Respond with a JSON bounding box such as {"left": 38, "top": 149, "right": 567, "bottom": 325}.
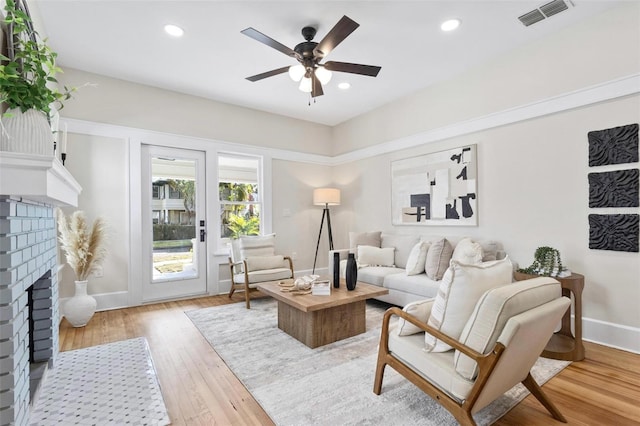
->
{"left": 141, "top": 145, "right": 207, "bottom": 302}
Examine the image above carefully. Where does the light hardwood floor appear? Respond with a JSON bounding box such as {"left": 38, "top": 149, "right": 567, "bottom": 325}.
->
{"left": 59, "top": 293, "right": 640, "bottom": 425}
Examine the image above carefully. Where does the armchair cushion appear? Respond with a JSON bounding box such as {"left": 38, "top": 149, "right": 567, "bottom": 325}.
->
{"left": 245, "top": 255, "right": 285, "bottom": 272}
{"left": 425, "top": 257, "right": 513, "bottom": 352}
{"left": 233, "top": 267, "right": 292, "bottom": 285}
{"left": 454, "top": 276, "right": 561, "bottom": 380}
{"left": 396, "top": 299, "right": 434, "bottom": 336}
{"left": 239, "top": 233, "right": 276, "bottom": 258}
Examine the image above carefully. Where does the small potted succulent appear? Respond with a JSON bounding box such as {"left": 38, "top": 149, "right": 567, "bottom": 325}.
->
{"left": 0, "top": 0, "right": 74, "bottom": 154}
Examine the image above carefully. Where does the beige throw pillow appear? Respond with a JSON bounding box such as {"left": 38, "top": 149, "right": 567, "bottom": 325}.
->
{"left": 424, "top": 238, "right": 453, "bottom": 280}
{"left": 451, "top": 238, "right": 483, "bottom": 265}
{"left": 357, "top": 245, "right": 395, "bottom": 267}
{"left": 397, "top": 299, "right": 434, "bottom": 336}
{"left": 239, "top": 233, "right": 276, "bottom": 259}
{"left": 405, "top": 241, "right": 430, "bottom": 276}
{"left": 424, "top": 256, "right": 514, "bottom": 352}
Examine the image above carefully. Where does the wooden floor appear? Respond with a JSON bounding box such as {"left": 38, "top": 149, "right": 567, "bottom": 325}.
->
{"left": 59, "top": 293, "right": 640, "bottom": 426}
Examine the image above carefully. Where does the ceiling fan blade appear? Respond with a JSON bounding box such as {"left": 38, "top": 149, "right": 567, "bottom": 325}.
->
{"left": 241, "top": 27, "right": 297, "bottom": 58}
{"left": 246, "top": 66, "right": 290, "bottom": 82}
{"left": 313, "top": 15, "right": 359, "bottom": 59}
{"left": 311, "top": 73, "right": 324, "bottom": 98}
{"left": 324, "top": 61, "right": 381, "bottom": 77}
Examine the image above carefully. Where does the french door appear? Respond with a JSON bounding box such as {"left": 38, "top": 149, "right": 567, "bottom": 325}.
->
{"left": 141, "top": 145, "right": 207, "bottom": 302}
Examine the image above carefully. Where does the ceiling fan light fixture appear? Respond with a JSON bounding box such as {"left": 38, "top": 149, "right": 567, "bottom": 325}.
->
{"left": 299, "top": 76, "right": 312, "bottom": 93}
{"left": 164, "top": 24, "right": 184, "bottom": 37}
{"left": 440, "top": 19, "right": 461, "bottom": 32}
{"left": 315, "top": 66, "right": 332, "bottom": 85}
{"left": 288, "top": 64, "right": 305, "bottom": 82}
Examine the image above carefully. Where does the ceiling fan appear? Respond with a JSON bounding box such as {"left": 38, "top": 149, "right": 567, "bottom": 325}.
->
{"left": 241, "top": 15, "right": 382, "bottom": 98}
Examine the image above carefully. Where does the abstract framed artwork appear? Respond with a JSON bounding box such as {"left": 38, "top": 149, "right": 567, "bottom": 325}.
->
{"left": 588, "top": 214, "right": 639, "bottom": 252}
{"left": 391, "top": 145, "right": 477, "bottom": 226}
{"left": 588, "top": 123, "right": 639, "bottom": 167}
{"left": 588, "top": 169, "right": 639, "bottom": 208}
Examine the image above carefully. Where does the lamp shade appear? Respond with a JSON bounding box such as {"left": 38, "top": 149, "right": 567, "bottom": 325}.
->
{"left": 313, "top": 188, "right": 341, "bottom": 206}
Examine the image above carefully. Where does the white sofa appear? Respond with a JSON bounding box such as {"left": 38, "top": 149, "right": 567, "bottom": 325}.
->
{"left": 328, "top": 232, "right": 508, "bottom": 307}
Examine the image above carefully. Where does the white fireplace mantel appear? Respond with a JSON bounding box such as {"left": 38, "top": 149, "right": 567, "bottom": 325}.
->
{"left": 0, "top": 151, "right": 82, "bottom": 206}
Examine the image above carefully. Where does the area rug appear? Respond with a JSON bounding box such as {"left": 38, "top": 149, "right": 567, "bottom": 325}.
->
{"left": 187, "top": 299, "right": 570, "bottom": 426}
{"left": 30, "top": 337, "right": 170, "bottom": 426}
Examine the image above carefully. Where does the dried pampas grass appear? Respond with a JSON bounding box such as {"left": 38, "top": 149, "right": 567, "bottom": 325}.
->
{"left": 57, "top": 210, "right": 108, "bottom": 281}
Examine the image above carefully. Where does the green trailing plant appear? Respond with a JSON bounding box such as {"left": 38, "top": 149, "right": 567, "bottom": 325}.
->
{"left": 0, "top": 0, "right": 74, "bottom": 117}
{"left": 518, "top": 246, "right": 568, "bottom": 277}
{"left": 227, "top": 213, "right": 260, "bottom": 239}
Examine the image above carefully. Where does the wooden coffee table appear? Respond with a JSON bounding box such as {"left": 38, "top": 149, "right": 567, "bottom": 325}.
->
{"left": 256, "top": 279, "right": 388, "bottom": 348}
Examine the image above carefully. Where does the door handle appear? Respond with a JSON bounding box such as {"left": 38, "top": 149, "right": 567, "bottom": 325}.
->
{"left": 200, "top": 229, "right": 206, "bottom": 242}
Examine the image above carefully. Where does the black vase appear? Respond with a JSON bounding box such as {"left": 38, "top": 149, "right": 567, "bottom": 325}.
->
{"left": 333, "top": 252, "right": 340, "bottom": 288}
{"left": 345, "top": 253, "right": 357, "bottom": 291}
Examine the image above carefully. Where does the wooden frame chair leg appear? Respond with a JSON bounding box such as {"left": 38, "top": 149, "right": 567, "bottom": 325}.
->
{"left": 521, "top": 373, "right": 567, "bottom": 423}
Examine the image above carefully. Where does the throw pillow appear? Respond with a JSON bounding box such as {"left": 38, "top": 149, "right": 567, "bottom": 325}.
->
{"left": 424, "top": 238, "right": 453, "bottom": 280}
{"left": 349, "top": 231, "right": 382, "bottom": 252}
{"left": 239, "top": 233, "right": 276, "bottom": 259}
{"left": 424, "top": 256, "right": 514, "bottom": 352}
{"left": 479, "top": 240, "right": 499, "bottom": 262}
{"left": 451, "top": 238, "right": 483, "bottom": 265}
{"left": 357, "top": 245, "right": 395, "bottom": 267}
{"left": 405, "top": 241, "right": 430, "bottom": 276}
{"left": 397, "top": 299, "right": 434, "bottom": 336}
{"left": 245, "top": 255, "right": 285, "bottom": 272}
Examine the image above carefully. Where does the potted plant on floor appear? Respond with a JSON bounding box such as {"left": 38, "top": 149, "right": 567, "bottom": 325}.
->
{"left": 0, "top": 0, "right": 74, "bottom": 155}
{"left": 57, "top": 210, "right": 108, "bottom": 327}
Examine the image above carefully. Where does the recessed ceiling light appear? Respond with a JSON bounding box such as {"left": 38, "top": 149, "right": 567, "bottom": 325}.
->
{"left": 164, "top": 24, "right": 184, "bottom": 37}
{"left": 440, "top": 19, "right": 461, "bottom": 32}
{"left": 338, "top": 82, "right": 351, "bottom": 90}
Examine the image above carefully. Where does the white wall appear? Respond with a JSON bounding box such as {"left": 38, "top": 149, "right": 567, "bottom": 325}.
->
{"left": 59, "top": 133, "right": 130, "bottom": 304}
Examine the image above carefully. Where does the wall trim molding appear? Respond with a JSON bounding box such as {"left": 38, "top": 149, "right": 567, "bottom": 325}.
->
{"left": 63, "top": 73, "right": 639, "bottom": 167}
{"left": 583, "top": 316, "right": 640, "bottom": 355}
{"left": 332, "top": 73, "right": 640, "bottom": 164}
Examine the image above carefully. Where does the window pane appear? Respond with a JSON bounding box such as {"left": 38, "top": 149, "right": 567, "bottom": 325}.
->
{"left": 220, "top": 204, "right": 261, "bottom": 239}
{"left": 219, "top": 182, "right": 259, "bottom": 202}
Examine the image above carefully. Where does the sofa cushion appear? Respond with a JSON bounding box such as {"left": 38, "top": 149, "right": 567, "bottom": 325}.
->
{"left": 451, "top": 238, "right": 483, "bottom": 265}
{"left": 425, "top": 257, "right": 513, "bottom": 352}
{"left": 406, "top": 241, "right": 430, "bottom": 275}
{"left": 382, "top": 234, "right": 421, "bottom": 269}
{"left": 357, "top": 246, "right": 395, "bottom": 267}
{"left": 479, "top": 240, "right": 500, "bottom": 262}
{"left": 425, "top": 238, "right": 453, "bottom": 280}
{"left": 397, "top": 299, "right": 434, "bottom": 336}
{"left": 357, "top": 266, "right": 402, "bottom": 287}
{"left": 383, "top": 273, "right": 441, "bottom": 299}
{"left": 454, "top": 277, "right": 561, "bottom": 380}
{"left": 245, "top": 255, "right": 285, "bottom": 272}
{"left": 349, "top": 231, "right": 381, "bottom": 252}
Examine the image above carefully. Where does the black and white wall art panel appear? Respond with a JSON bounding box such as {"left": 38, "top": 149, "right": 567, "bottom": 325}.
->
{"left": 588, "top": 123, "right": 639, "bottom": 166}
{"left": 391, "top": 145, "right": 477, "bottom": 226}
{"left": 588, "top": 214, "right": 639, "bottom": 252}
{"left": 588, "top": 169, "right": 639, "bottom": 208}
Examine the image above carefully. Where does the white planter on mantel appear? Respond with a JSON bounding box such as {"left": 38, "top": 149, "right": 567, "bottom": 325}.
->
{"left": 0, "top": 108, "right": 54, "bottom": 156}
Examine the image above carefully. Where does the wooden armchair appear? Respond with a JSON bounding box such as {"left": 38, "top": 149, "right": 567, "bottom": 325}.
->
{"left": 374, "top": 277, "right": 570, "bottom": 426}
{"left": 228, "top": 234, "right": 294, "bottom": 309}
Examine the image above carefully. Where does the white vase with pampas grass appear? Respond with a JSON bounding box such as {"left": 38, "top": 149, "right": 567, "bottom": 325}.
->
{"left": 57, "top": 210, "right": 108, "bottom": 327}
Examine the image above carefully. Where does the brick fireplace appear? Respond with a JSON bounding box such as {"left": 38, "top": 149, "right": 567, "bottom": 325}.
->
{"left": 0, "top": 152, "right": 81, "bottom": 426}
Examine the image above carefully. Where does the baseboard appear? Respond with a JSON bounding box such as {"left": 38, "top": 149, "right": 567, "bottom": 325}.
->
{"left": 59, "top": 291, "right": 130, "bottom": 316}
{"left": 583, "top": 316, "right": 640, "bottom": 355}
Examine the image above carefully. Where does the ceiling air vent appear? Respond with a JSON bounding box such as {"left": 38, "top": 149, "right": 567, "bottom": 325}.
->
{"left": 518, "top": 0, "right": 573, "bottom": 27}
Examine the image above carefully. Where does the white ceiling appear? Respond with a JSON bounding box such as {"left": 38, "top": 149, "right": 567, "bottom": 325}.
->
{"left": 33, "top": 1, "right": 622, "bottom": 126}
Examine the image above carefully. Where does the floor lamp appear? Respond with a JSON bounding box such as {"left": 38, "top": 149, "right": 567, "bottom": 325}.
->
{"left": 312, "top": 188, "right": 340, "bottom": 274}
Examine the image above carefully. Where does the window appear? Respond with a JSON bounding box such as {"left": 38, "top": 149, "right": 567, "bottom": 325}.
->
{"left": 218, "top": 154, "right": 262, "bottom": 245}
